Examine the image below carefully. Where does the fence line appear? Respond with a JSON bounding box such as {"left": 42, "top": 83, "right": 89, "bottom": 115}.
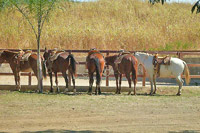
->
{"left": 0, "top": 49, "right": 200, "bottom": 86}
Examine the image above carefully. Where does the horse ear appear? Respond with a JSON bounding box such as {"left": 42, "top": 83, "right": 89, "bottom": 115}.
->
{"left": 44, "top": 47, "right": 47, "bottom": 52}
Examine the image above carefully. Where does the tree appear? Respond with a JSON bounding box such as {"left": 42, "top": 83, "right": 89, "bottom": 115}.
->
{"left": 191, "top": 0, "right": 200, "bottom": 14}
{"left": 0, "top": 0, "right": 57, "bottom": 93}
{"left": 149, "top": 0, "right": 166, "bottom": 5}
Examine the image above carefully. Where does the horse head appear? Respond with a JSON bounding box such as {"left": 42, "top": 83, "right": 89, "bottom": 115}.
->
{"left": 43, "top": 48, "right": 50, "bottom": 61}
{"left": 0, "top": 51, "right": 7, "bottom": 63}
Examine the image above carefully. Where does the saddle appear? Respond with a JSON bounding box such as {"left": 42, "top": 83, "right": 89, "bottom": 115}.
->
{"left": 20, "top": 50, "right": 32, "bottom": 62}
{"left": 114, "top": 51, "right": 131, "bottom": 64}
{"left": 114, "top": 51, "right": 131, "bottom": 74}
{"left": 153, "top": 54, "right": 171, "bottom": 77}
{"left": 88, "top": 50, "right": 101, "bottom": 57}
{"left": 49, "top": 50, "right": 65, "bottom": 62}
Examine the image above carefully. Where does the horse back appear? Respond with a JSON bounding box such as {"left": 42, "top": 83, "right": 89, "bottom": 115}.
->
{"left": 118, "top": 54, "right": 137, "bottom": 73}
{"left": 86, "top": 52, "right": 105, "bottom": 73}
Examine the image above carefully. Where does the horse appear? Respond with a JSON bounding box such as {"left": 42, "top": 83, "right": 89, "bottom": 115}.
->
{"left": 0, "top": 50, "right": 47, "bottom": 91}
{"left": 43, "top": 48, "right": 77, "bottom": 94}
{"left": 134, "top": 52, "right": 190, "bottom": 96}
{"left": 105, "top": 54, "right": 138, "bottom": 95}
{"left": 86, "top": 49, "right": 105, "bottom": 95}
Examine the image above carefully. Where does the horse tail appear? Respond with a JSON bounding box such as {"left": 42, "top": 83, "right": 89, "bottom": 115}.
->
{"left": 42, "top": 59, "right": 47, "bottom": 79}
{"left": 183, "top": 61, "right": 190, "bottom": 85}
{"left": 93, "top": 58, "right": 101, "bottom": 84}
{"left": 67, "top": 54, "right": 77, "bottom": 75}
{"left": 131, "top": 57, "right": 137, "bottom": 83}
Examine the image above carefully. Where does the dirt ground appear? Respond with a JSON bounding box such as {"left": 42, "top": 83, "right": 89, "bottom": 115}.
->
{"left": 0, "top": 86, "right": 200, "bottom": 133}
{"left": 0, "top": 64, "right": 200, "bottom": 132}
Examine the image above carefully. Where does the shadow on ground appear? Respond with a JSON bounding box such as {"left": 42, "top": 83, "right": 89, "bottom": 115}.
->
{"left": 168, "top": 130, "right": 200, "bottom": 133}
{"left": 20, "top": 130, "right": 111, "bottom": 133}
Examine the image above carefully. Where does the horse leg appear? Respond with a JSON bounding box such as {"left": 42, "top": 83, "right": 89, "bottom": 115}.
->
{"left": 149, "top": 77, "right": 154, "bottom": 95}
{"left": 88, "top": 73, "right": 94, "bottom": 95}
{"left": 70, "top": 70, "right": 76, "bottom": 94}
{"left": 176, "top": 76, "right": 183, "bottom": 96}
{"left": 49, "top": 72, "right": 54, "bottom": 93}
{"left": 96, "top": 77, "right": 101, "bottom": 95}
{"left": 125, "top": 73, "right": 132, "bottom": 95}
{"left": 13, "top": 73, "right": 18, "bottom": 90}
{"left": 114, "top": 72, "right": 119, "bottom": 94}
{"left": 14, "top": 72, "right": 21, "bottom": 91}
{"left": 62, "top": 71, "right": 69, "bottom": 93}
{"left": 54, "top": 72, "right": 60, "bottom": 93}
{"left": 132, "top": 72, "right": 137, "bottom": 95}
{"left": 95, "top": 81, "right": 98, "bottom": 95}
{"left": 153, "top": 75, "right": 157, "bottom": 94}
{"left": 98, "top": 84, "right": 101, "bottom": 95}
{"left": 133, "top": 79, "right": 136, "bottom": 95}
{"left": 118, "top": 74, "right": 122, "bottom": 94}
{"left": 17, "top": 72, "right": 21, "bottom": 91}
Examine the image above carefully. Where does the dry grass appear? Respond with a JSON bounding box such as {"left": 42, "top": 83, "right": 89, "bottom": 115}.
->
{"left": 0, "top": 0, "right": 200, "bottom": 51}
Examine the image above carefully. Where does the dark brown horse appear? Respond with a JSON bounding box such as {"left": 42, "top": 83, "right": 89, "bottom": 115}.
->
{"left": 43, "top": 48, "right": 77, "bottom": 94}
{"left": 86, "top": 49, "right": 105, "bottom": 95}
{"left": 0, "top": 50, "right": 46, "bottom": 91}
{"left": 105, "top": 54, "right": 138, "bottom": 95}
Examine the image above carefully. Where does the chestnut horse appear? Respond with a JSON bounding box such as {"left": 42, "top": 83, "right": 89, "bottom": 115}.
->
{"left": 0, "top": 50, "right": 46, "bottom": 91}
{"left": 86, "top": 49, "right": 105, "bottom": 95}
{"left": 43, "top": 49, "right": 77, "bottom": 94}
{"left": 105, "top": 54, "right": 138, "bottom": 95}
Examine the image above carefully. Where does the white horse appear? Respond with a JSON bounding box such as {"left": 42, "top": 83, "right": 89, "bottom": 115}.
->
{"left": 134, "top": 52, "right": 190, "bottom": 95}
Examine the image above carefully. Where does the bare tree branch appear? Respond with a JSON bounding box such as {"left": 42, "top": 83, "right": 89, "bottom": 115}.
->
{"left": 40, "top": 0, "right": 56, "bottom": 34}
{"left": 12, "top": 1, "right": 38, "bottom": 39}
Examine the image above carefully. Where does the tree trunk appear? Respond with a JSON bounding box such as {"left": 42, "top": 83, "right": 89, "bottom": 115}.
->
{"left": 37, "top": 36, "right": 43, "bottom": 93}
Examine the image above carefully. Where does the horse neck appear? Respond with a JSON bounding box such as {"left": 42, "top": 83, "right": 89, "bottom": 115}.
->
{"left": 3, "top": 51, "right": 17, "bottom": 61}
{"left": 105, "top": 55, "right": 117, "bottom": 65}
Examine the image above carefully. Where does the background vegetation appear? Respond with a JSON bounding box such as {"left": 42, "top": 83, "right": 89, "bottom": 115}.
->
{"left": 0, "top": 0, "right": 200, "bottom": 51}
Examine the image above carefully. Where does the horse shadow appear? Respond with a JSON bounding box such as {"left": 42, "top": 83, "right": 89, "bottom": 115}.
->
{"left": 168, "top": 130, "right": 200, "bottom": 133}
{"left": 21, "top": 129, "right": 111, "bottom": 133}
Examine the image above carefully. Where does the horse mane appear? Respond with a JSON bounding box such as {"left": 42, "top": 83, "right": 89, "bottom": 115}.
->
{"left": 3, "top": 50, "right": 19, "bottom": 57}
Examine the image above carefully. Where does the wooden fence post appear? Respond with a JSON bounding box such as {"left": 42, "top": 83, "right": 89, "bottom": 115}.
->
{"left": 142, "top": 65, "right": 146, "bottom": 86}
{"left": 28, "top": 72, "right": 32, "bottom": 85}
{"left": 106, "top": 52, "right": 109, "bottom": 86}
{"left": 68, "top": 50, "right": 72, "bottom": 87}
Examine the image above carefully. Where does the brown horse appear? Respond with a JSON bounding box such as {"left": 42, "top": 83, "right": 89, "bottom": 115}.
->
{"left": 43, "top": 48, "right": 77, "bottom": 94}
{"left": 0, "top": 50, "right": 46, "bottom": 91}
{"left": 105, "top": 54, "right": 138, "bottom": 95}
{"left": 86, "top": 49, "right": 105, "bottom": 95}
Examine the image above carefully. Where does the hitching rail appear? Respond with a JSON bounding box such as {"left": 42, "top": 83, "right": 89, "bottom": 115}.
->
{"left": 0, "top": 49, "right": 200, "bottom": 86}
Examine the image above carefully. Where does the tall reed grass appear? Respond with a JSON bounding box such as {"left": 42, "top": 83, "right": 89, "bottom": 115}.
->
{"left": 0, "top": 0, "right": 200, "bottom": 51}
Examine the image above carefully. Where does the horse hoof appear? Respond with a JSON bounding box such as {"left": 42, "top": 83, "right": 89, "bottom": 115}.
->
{"left": 73, "top": 89, "right": 76, "bottom": 95}
{"left": 128, "top": 91, "right": 131, "bottom": 95}
{"left": 176, "top": 93, "right": 181, "bottom": 96}
{"left": 87, "top": 92, "right": 92, "bottom": 95}
{"left": 64, "top": 88, "right": 69, "bottom": 94}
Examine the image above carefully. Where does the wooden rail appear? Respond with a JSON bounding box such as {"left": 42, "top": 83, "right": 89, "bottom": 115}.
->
{"left": 1, "top": 49, "right": 200, "bottom": 86}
